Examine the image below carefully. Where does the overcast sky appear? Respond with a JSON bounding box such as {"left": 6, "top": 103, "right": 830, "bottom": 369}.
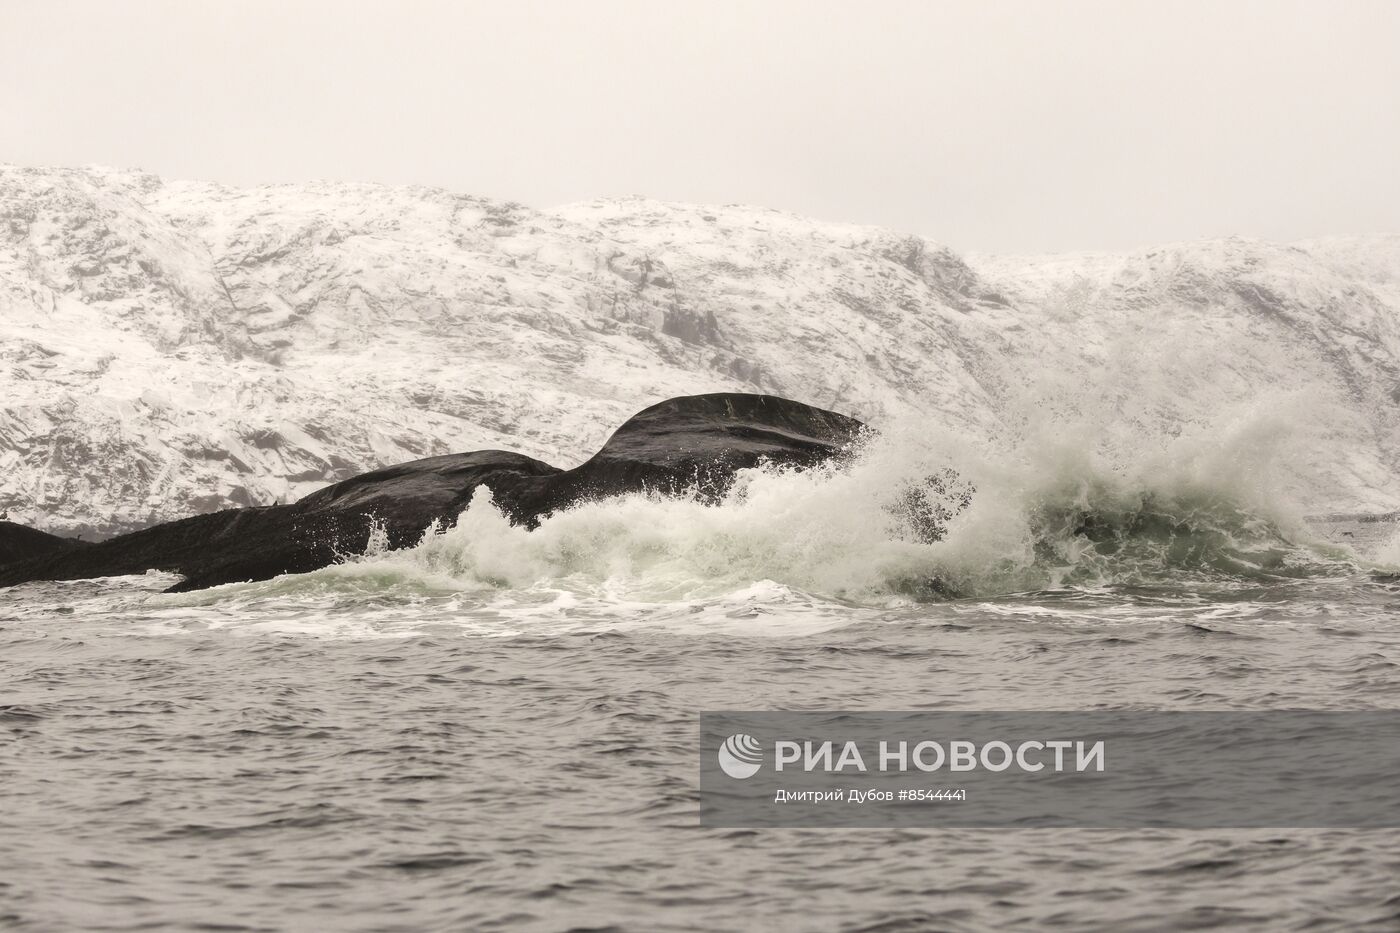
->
{"left": 3, "top": 0, "right": 1397, "bottom": 253}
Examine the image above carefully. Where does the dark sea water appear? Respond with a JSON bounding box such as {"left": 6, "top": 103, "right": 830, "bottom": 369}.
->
{"left": 4, "top": 539, "right": 1400, "bottom": 932}
{"left": 6, "top": 411, "right": 1400, "bottom": 932}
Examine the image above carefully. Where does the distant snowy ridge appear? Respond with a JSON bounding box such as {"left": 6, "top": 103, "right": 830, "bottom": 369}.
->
{"left": 2, "top": 164, "right": 1397, "bottom": 535}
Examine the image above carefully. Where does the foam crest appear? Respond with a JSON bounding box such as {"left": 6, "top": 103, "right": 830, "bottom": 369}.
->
{"left": 322, "top": 382, "right": 1346, "bottom": 605}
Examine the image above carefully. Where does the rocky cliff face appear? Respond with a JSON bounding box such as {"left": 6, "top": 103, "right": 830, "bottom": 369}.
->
{"left": 2, "top": 164, "right": 1397, "bottom": 534}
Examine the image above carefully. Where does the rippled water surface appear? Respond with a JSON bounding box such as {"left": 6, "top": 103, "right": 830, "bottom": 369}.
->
{"left": 3, "top": 557, "right": 1400, "bottom": 932}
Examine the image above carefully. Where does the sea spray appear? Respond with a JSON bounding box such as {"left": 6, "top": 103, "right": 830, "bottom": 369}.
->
{"left": 316, "top": 387, "right": 1347, "bottom": 605}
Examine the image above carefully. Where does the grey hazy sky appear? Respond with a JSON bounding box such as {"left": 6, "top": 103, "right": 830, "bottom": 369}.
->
{"left": 3, "top": 0, "right": 1397, "bottom": 253}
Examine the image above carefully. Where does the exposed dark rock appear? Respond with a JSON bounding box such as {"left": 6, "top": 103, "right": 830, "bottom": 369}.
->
{"left": 661, "top": 307, "right": 722, "bottom": 345}
{"left": 0, "top": 521, "right": 90, "bottom": 569}
{"left": 0, "top": 393, "right": 865, "bottom": 593}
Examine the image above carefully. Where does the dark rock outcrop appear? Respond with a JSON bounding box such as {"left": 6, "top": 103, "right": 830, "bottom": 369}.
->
{"left": 0, "top": 394, "right": 865, "bottom": 593}
{"left": 0, "top": 521, "right": 90, "bottom": 568}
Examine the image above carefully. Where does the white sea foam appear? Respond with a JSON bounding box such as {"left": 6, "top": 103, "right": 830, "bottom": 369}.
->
{"left": 1374, "top": 528, "right": 1400, "bottom": 569}
{"left": 288, "top": 376, "right": 1350, "bottom": 608}
{"left": 129, "top": 321, "right": 1384, "bottom": 629}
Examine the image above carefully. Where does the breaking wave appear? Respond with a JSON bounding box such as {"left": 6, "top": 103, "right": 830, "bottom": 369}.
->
{"left": 295, "top": 385, "right": 1364, "bottom": 606}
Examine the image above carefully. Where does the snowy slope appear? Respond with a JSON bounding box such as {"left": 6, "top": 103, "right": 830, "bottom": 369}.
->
{"left": 1, "top": 165, "right": 1397, "bottom": 535}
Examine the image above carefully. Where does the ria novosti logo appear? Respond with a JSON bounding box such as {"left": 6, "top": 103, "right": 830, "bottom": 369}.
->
{"left": 717, "top": 733, "right": 763, "bottom": 779}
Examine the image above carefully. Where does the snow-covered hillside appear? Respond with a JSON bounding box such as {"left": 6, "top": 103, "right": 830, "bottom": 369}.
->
{"left": 2, "top": 165, "right": 1397, "bottom": 535}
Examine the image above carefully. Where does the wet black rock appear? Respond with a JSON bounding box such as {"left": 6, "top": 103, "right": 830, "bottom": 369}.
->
{"left": 0, "top": 394, "right": 865, "bottom": 593}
